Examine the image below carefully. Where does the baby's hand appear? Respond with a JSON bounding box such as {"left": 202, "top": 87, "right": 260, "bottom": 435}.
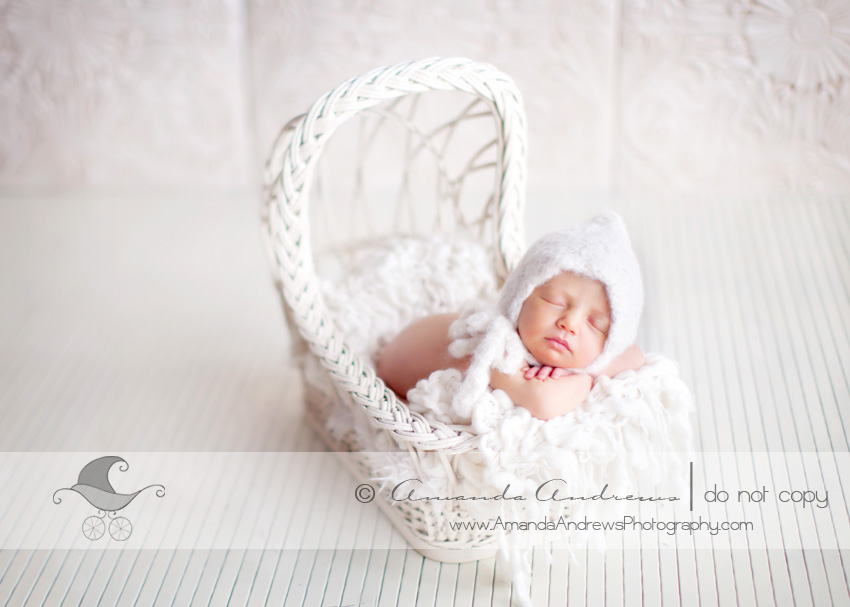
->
{"left": 523, "top": 365, "right": 572, "bottom": 381}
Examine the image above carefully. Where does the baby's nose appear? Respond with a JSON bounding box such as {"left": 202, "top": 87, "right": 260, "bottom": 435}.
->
{"left": 557, "top": 309, "right": 581, "bottom": 331}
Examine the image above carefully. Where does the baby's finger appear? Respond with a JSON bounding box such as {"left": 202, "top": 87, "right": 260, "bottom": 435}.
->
{"left": 524, "top": 366, "right": 538, "bottom": 379}
{"left": 551, "top": 367, "right": 570, "bottom": 379}
{"left": 537, "top": 366, "right": 553, "bottom": 380}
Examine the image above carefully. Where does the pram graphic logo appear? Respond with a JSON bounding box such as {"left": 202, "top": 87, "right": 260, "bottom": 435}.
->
{"left": 52, "top": 455, "right": 165, "bottom": 541}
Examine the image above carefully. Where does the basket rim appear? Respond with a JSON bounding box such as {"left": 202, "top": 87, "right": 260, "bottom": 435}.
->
{"left": 262, "top": 57, "right": 528, "bottom": 452}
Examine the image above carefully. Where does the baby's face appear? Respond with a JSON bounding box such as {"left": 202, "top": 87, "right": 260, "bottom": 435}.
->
{"left": 516, "top": 271, "right": 610, "bottom": 369}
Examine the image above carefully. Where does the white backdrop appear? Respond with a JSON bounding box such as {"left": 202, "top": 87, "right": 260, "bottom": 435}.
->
{"left": 2, "top": 0, "right": 849, "bottom": 198}
{"left": 1, "top": 5, "right": 850, "bottom": 604}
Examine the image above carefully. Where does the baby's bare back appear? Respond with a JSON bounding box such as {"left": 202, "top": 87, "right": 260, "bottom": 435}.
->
{"left": 377, "top": 313, "right": 469, "bottom": 397}
{"left": 376, "top": 313, "right": 598, "bottom": 420}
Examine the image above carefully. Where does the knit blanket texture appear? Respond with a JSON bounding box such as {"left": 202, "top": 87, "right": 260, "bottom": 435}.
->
{"left": 318, "top": 235, "right": 694, "bottom": 605}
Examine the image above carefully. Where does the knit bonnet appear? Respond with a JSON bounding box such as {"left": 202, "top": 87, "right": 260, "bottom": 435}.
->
{"left": 497, "top": 211, "right": 643, "bottom": 375}
{"left": 448, "top": 211, "right": 643, "bottom": 420}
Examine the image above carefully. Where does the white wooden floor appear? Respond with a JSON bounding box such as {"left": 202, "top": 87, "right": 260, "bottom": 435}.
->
{"left": 0, "top": 192, "right": 848, "bottom": 605}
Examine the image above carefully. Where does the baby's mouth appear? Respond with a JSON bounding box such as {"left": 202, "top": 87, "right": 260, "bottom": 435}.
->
{"left": 546, "top": 337, "right": 571, "bottom": 352}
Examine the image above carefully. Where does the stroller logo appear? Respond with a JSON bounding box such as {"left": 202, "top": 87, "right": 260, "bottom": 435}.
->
{"left": 52, "top": 456, "right": 165, "bottom": 541}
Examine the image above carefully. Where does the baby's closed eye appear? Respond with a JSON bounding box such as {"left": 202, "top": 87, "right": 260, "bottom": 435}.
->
{"left": 588, "top": 316, "right": 609, "bottom": 333}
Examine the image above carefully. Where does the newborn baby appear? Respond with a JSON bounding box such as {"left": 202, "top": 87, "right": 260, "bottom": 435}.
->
{"left": 377, "top": 212, "right": 645, "bottom": 421}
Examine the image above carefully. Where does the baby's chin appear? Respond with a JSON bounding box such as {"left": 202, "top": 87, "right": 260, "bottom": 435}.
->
{"left": 533, "top": 349, "right": 600, "bottom": 371}
{"left": 534, "top": 352, "right": 579, "bottom": 370}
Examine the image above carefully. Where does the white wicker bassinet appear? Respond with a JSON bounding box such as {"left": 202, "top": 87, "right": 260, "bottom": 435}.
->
{"left": 262, "top": 57, "right": 529, "bottom": 562}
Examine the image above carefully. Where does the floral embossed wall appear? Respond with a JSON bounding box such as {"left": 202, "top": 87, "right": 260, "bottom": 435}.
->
{"left": 0, "top": 0, "right": 252, "bottom": 188}
{"left": 1, "top": 0, "right": 848, "bottom": 196}
{"left": 618, "top": 0, "right": 850, "bottom": 195}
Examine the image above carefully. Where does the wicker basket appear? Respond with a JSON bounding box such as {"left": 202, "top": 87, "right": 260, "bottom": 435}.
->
{"left": 262, "top": 58, "right": 528, "bottom": 562}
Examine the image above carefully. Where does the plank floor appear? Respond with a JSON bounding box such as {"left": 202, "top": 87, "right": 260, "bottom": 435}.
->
{"left": 0, "top": 192, "right": 847, "bottom": 606}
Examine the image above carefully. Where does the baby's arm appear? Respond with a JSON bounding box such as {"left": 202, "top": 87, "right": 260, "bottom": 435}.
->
{"left": 595, "top": 344, "right": 644, "bottom": 379}
{"left": 524, "top": 344, "right": 646, "bottom": 382}
{"left": 490, "top": 369, "right": 593, "bottom": 421}
{"left": 500, "top": 345, "right": 645, "bottom": 420}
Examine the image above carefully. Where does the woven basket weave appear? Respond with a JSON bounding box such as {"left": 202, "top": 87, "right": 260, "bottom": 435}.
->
{"left": 262, "top": 58, "right": 528, "bottom": 561}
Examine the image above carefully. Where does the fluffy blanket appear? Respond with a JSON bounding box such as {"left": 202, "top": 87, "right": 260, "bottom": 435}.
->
{"left": 318, "top": 235, "right": 694, "bottom": 605}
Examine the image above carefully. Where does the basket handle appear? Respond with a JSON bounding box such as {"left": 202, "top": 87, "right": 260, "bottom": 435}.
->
{"left": 263, "top": 57, "right": 527, "bottom": 452}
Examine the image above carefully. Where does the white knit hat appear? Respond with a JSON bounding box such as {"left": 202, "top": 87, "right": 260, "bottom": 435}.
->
{"left": 448, "top": 211, "right": 643, "bottom": 420}
{"left": 497, "top": 211, "right": 643, "bottom": 375}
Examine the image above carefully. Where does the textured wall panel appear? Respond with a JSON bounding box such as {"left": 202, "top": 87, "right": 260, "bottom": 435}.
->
{"left": 617, "top": 0, "right": 850, "bottom": 196}
{"left": 1, "top": 0, "right": 848, "bottom": 194}
{"left": 247, "top": 0, "right": 614, "bottom": 196}
{"left": 0, "top": 0, "right": 252, "bottom": 188}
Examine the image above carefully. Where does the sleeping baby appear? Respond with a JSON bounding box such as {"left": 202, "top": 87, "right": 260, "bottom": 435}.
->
{"left": 377, "top": 211, "right": 646, "bottom": 421}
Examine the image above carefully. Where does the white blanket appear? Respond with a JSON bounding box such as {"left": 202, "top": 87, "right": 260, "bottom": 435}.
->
{"left": 319, "top": 235, "right": 695, "bottom": 605}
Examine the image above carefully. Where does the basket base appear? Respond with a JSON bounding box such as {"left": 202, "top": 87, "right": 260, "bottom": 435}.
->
{"left": 303, "top": 408, "right": 500, "bottom": 564}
